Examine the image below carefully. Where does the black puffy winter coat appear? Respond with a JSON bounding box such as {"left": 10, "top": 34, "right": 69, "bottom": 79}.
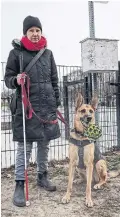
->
{"left": 5, "top": 40, "right": 61, "bottom": 142}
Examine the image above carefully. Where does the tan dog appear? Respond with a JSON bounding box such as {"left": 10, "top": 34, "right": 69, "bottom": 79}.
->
{"left": 62, "top": 93, "right": 107, "bottom": 207}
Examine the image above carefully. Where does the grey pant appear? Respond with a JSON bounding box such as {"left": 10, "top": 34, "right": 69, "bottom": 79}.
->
{"left": 15, "top": 140, "right": 49, "bottom": 181}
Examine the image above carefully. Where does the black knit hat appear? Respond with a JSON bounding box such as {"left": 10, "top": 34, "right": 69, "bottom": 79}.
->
{"left": 23, "top": 15, "right": 42, "bottom": 35}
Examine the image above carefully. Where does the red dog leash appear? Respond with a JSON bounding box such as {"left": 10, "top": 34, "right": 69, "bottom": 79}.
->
{"left": 19, "top": 72, "right": 68, "bottom": 126}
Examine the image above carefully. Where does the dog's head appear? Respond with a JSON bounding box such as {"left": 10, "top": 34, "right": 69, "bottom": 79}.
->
{"left": 74, "top": 93, "right": 98, "bottom": 133}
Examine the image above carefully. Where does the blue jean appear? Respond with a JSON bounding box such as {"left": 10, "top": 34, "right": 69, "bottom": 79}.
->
{"left": 15, "top": 140, "right": 49, "bottom": 180}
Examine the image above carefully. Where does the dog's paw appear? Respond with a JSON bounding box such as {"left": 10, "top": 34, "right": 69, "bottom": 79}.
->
{"left": 62, "top": 194, "right": 71, "bottom": 204}
{"left": 86, "top": 198, "right": 93, "bottom": 208}
{"left": 93, "top": 183, "right": 101, "bottom": 190}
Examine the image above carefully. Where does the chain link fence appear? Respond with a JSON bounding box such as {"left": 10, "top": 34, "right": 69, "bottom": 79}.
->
{"left": 1, "top": 62, "right": 120, "bottom": 168}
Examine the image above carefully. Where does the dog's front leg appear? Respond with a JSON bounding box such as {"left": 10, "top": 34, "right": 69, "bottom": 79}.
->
{"left": 62, "top": 144, "right": 78, "bottom": 204}
{"left": 62, "top": 161, "right": 76, "bottom": 203}
{"left": 84, "top": 144, "right": 94, "bottom": 208}
{"left": 86, "top": 163, "right": 94, "bottom": 207}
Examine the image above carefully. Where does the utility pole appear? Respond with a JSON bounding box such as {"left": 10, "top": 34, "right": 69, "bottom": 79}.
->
{"left": 88, "top": 1, "right": 95, "bottom": 38}
{"left": 88, "top": 1, "right": 108, "bottom": 38}
{"left": 88, "top": 1, "right": 97, "bottom": 123}
{"left": 88, "top": 1, "right": 108, "bottom": 124}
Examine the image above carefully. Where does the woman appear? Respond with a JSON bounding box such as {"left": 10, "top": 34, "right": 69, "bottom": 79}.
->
{"left": 5, "top": 15, "right": 61, "bottom": 207}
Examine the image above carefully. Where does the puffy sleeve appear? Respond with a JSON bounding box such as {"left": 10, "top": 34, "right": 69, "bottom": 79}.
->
{"left": 4, "top": 49, "right": 19, "bottom": 89}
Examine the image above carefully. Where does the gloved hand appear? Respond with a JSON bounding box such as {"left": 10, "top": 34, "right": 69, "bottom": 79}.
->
{"left": 17, "top": 74, "right": 26, "bottom": 85}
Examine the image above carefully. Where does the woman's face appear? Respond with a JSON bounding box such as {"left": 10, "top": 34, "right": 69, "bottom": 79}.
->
{"left": 26, "top": 26, "right": 42, "bottom": 43}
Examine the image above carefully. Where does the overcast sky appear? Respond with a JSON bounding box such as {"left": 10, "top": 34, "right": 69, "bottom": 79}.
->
{"left": 1, "top": 0, "right": 120, "bottom": 66}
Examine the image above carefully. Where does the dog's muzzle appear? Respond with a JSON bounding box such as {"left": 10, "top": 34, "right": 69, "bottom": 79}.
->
{"left": 87, "top": 116, "right": 92, "bottom": 123}
{"left": 80, "top": 116, "right": 92, "bottom": 125}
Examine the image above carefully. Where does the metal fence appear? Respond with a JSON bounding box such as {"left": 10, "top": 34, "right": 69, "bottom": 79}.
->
{"left": 1, "top": 62, "right": 120, "bottom": 168}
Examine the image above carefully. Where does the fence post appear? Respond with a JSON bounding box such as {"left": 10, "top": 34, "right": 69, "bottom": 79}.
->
{"left": 116, "top": 62, "right": 120, "bottom": 148}
{"left": 63, "top": 75, "right": 69, "bottom": 140}
{"left": 84, "top": 73, "right": 92, "bottom": 103}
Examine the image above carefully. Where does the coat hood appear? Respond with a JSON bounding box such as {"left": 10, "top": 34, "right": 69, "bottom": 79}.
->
{"left": 12, "top": 39, "right": 22, "bottom": 49}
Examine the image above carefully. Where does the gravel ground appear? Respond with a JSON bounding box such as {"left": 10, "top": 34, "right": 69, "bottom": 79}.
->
{"left": 1, "top": 151, "right": 120, "bottom": 217}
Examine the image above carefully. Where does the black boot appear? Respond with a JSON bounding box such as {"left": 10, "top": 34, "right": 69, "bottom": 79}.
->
{"left": 13, "top": 181, "right": 26, "bottom": 207}
{"left": 37, "top": 171, "right": 56, "bottom": 192}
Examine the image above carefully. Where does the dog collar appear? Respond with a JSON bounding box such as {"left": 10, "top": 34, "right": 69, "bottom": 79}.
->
{"left": 71, "top": 129, "right": 84, "bottom": 137}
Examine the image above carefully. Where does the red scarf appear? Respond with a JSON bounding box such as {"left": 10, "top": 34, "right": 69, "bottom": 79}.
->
{"left": 21, "top": 36, "right": 47, "bottom": 51}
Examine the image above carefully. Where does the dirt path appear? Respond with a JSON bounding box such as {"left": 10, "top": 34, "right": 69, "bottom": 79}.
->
{"left": 1, "top": 152, "right": 120, "bottom": 217}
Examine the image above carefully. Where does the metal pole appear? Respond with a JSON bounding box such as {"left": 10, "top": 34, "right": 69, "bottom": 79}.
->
{"left": 88, "top": 1, "right": 95, "bottom": 38}
{"left": 88, "top": 1, "right": 98, "bottom": 124}
{"left": 63, "top": 75, "right": 70, "bottom": 140}
{"left": 116, "top": 63, "right": 120, "bottom": 148}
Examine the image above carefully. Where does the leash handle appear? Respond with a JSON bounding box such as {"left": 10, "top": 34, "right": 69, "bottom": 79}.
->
{"left": 19, "top": 72, "right": 33, "bottom": 119}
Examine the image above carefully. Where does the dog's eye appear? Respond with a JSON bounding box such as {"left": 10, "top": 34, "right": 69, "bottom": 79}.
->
{"left": 81, "top": 109, "right": 86, "bottom": 113}
{"left": 89, "top": 109, "right": 93, "bottom": 113}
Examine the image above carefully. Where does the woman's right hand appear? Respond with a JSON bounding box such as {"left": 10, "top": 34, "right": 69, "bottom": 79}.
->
{"left": 17, "top": 74, "right": 26, "bottom": 85}
{"left": 17, "top": 74, "right": 22, "bottom": 85}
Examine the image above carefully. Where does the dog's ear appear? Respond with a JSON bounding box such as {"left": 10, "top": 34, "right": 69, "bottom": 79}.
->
{"left": 90, "top": 95, "right": 98, "bottom": 110}
{"left": 75, "top": 93, "right": 84, "bottom": 111}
